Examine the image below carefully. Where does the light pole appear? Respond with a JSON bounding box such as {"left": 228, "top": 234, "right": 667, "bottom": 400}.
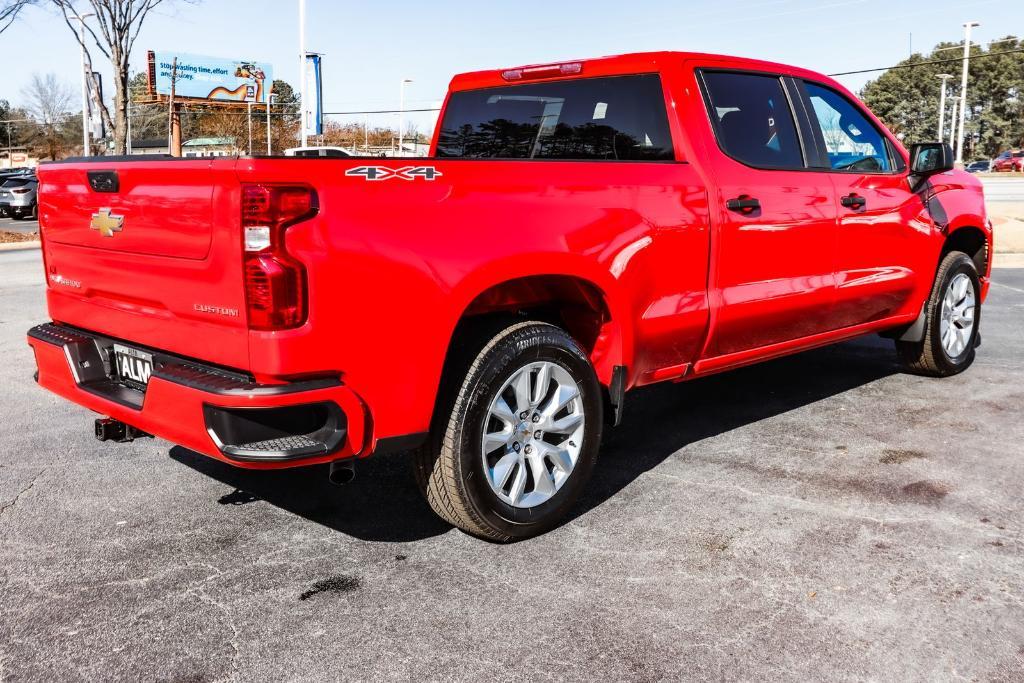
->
{"left": 266, "top": 93, "right": 276, "bottom": 155}
{"left": 298, "top": 0, "right": 308, "bottom": 147}
{"left": 126, "top": 89, "right": 133, "bottom": 154}
{"left": 247, "top": 100, "right": 254, "bottom": 155}
{"left": 948, "top": 96, "right": 960, "bottom": 149}
{"left": 398, "top": 78, "right": 413, "bottom": 157}
{"left": 72, "top": 12, "right": 96, "bottom": 156}
{"left": 956, "top": 21, "right": 980, "bottom": 165}
{"left": 936, "top": 74, "right": 953, "bottom": 141}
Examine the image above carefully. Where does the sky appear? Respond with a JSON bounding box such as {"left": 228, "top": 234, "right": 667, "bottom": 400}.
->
{"left": 0, "top": 0, "right": 1021, "bottom": 135}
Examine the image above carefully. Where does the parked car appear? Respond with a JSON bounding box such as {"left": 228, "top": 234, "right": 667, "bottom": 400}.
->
{"left": 284, "top": 146, "right": 352, "bottom": 158}
{"left": 966, "top": 160, "right": 991, "bottom": 173}
{"left": 993, "top": 150, "right": 1024, "bottom": 172}
{"left": 0, "top": 176, "right": 38, "bottom": 220}
{"left": 29, "top": 51, "right": 991, "bottom": 541}
{"left": 0, "top": 169, "right": 34, "bottom": 216}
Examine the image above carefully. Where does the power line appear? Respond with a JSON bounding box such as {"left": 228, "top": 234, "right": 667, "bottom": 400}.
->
{"left": 828, "top": 47, "right": 1024, "bottom": 77}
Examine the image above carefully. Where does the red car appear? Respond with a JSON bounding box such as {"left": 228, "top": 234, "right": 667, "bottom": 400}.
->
{"left": 992, "top": 150, "right": 1024, "bottom": 172}
{"left": 29, "top": 52, "right": 991, "bottom": 540}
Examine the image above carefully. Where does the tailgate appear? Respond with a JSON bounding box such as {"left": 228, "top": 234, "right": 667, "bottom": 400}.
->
{"left": 36, "top": 158, "right": 251, "bottom": 370}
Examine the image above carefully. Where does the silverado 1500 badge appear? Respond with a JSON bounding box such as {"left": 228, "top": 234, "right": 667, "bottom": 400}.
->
{"left": 90, "top": 208, "right": 124, "bottom": 237}
{"left": 345, "top": 166, "right": 443, "bottom": 181}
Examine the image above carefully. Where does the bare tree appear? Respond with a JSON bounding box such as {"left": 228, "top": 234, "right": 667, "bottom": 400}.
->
{"left": 22, "top": 73, "right": 75, "bottom": 159}
{"left": 2, "top": 0, "right": 186, "bottom": 154}
{"left": 0, "top": 0, "right": 34, "bottom": 33}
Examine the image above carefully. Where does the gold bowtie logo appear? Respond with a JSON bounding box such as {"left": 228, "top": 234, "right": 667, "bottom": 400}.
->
{"left": 90, "top": 208, "right": 124, "bottom": 238}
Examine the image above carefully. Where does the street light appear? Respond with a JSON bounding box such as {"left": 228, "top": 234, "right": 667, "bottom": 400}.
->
{"left": 936, "top": 74, "right": 953, "bottom": 141}
{"left": 247, "top": 100, "right": 254, "bottom": 155}
{"left": 956, "top": 21, "right": 980, "bottom": 165}
{"left": 948, "top": 96, "right": 960, "bottom": 149}
{"left": 72, "top": 12, "right": 96, "bottom": 156}
{"left": 298, "top": 0, "right": 307, "bottom": 147}
{"left": 266, "top": 93, "right": 277, "bottom": 155}
{"left": 398, "top": 78, "right": 413, "bottom": 157}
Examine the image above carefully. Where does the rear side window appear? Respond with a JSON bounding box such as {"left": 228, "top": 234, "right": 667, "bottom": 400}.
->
{"left": 435, "top": 74, "right": 674, "bottom": 161}
{"left": 701, "top": 71, "right": 804, "bottom": 170}
{"left": 805, "top": 82, "right": 892, "bottom": 173}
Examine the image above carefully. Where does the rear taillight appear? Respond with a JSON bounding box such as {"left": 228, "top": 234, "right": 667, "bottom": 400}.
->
{"left": 241, "top": 184, "right": 318, "bottom": 330}
{"left": 11, "top": 188, "right": 30, "bottom": 195}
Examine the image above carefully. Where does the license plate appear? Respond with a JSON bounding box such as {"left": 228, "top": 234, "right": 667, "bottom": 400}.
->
{"left": 112, "top": 344, "right": 153, "bottom": 390}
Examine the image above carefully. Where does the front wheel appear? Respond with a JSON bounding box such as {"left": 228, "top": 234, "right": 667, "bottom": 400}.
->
{"left": 897, "top": 251, "right": 981, "bottom": 376}
{"left": 415, "top": 321, "right": 603, "bottom": 542}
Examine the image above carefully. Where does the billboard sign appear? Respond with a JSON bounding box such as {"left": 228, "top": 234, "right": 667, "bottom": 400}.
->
{"left": 151, "top": 51, "right": 273, "bottom": 104}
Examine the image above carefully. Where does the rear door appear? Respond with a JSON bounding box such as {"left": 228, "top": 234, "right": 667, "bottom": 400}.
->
{"left": 797, "top": 80, "right": 926, "bottom": 328}
{"left": 694, "top": 68, "right": 838, "bottom": 359}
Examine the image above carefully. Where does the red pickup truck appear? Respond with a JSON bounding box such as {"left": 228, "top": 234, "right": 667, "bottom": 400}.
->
{"left": 29, "top": 52, "right": 991, "bottom": 541}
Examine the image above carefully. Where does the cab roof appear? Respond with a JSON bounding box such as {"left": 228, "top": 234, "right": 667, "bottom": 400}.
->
{"left": 448, "top": 51, "right": 835, "bottom": 92}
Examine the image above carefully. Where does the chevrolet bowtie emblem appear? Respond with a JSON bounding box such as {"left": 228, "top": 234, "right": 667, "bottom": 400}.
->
{"left": 90, "top": 208, "right": 124, "bottom": 238}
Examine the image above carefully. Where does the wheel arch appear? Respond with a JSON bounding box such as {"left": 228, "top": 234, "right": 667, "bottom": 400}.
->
{"left": 445, "top": 266, "right": 632, "bottom": 387}
{"left": 943, "top": 223, "right": 990, "bottom": 279}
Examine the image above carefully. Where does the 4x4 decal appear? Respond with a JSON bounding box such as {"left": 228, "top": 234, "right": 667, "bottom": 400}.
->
{"left": 345, "top": 166, "right": 443, "bottom": 181}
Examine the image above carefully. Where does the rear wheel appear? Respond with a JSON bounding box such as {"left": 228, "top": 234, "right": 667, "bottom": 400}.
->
{"left": 415, "top": 321, "right": 603, "bottom": 542}
{"left": 897, "top": 251, "right": 981, "bottom": 376}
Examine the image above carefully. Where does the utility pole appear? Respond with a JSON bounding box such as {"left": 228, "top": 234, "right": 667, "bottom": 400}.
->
{"left": 936, "top": 74, "right": 953, "bottom": 141}
{"left": 73, "top": 12, "right": 96, "bottom": 156}
{"left": 956, "top": 21, "right": 980, "bottom": 165}
{"left": 398, "top": 78, "right": 413, "bottom": 157}
{"left": 948, "top": 96, "right": 960, "bottom": 149}
{"left": 126, "top": 85, "right": 134, "bottom": 155}
{"left": 298, "top": 0, "right": 308, "bottom": 147}
{"left": 266, "top": 93, "right": 276, "bottom": 155}
{"left": 167, "top": 58, "right": 181, "bottom": 157}
{"left": 247, "top": 100, "right": 254, "bottom": 155}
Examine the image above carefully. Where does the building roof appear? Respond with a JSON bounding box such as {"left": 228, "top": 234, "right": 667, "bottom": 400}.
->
{"left": 183, "top": 137, "right": 235, "bottom": 147}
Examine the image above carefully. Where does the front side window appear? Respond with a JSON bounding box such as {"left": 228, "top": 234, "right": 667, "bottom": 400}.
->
{"left": 700, "top": 71, "right": 804, "bottom": 170}
{"left": 805, "top": 82, "right": 892, "bottom": 173}
{"left": 435, "top": 74, "right": 674, "bottom": 161}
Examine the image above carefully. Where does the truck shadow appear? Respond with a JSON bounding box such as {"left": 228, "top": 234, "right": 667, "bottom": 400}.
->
{"left": 170, "top": 334, "right": 899, "bottom": 543}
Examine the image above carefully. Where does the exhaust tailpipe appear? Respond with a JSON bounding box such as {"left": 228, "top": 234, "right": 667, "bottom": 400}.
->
{"left": 328, "top": 459, "right": 356, "bottom": 486}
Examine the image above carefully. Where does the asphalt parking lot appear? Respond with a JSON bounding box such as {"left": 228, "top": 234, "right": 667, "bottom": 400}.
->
{"left": 2, "top": 253, "right": 1024, "bottom": 679}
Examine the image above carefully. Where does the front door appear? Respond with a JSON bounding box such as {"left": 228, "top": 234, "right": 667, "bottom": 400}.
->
{"left": 799, "top": 80, "right": 928, "bottom": 328}
{"left": 696, "top": 69, "right": 838, "bottom": 359}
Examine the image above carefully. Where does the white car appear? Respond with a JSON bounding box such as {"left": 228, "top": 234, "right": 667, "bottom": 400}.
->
{"left": 283, "top": 146, "right": 353, "bottom": 158}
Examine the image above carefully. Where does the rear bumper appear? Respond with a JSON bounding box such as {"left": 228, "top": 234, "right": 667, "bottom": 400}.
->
{"left": 27, "top": 322, "right": 369, "bottom": 469}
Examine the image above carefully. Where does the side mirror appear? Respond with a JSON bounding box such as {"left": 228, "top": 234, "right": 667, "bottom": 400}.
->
{"left": 910, "top": 142, "right": 954, "bottom": 175}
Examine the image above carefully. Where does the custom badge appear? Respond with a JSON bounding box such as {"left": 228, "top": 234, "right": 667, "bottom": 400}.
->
{"left": 90, "top": 208, "right": 124, "bottom": 237}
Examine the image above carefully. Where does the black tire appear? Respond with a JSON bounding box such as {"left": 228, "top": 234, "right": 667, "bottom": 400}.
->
{"left": 896, "top": 251, "right": 981, "bottom": 377}
{"left": 414, "top": 321, "right": 603, "bottom": 542}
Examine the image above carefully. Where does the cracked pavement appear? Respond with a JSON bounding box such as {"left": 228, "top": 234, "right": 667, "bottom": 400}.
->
{"left": 1, "top": 247, "right": 1023, "bottom": 681}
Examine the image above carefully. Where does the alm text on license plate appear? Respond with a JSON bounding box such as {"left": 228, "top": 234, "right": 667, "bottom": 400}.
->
{"left": 113, "top": 343, "right": 153, "bottom": 390}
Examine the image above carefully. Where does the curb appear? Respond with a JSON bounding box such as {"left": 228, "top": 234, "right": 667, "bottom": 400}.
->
{"left": 993, "top": 252, "right": 1024, "bottom": 269}
{"left": 0, "top": 240, "right": 41, "bottom": 252}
